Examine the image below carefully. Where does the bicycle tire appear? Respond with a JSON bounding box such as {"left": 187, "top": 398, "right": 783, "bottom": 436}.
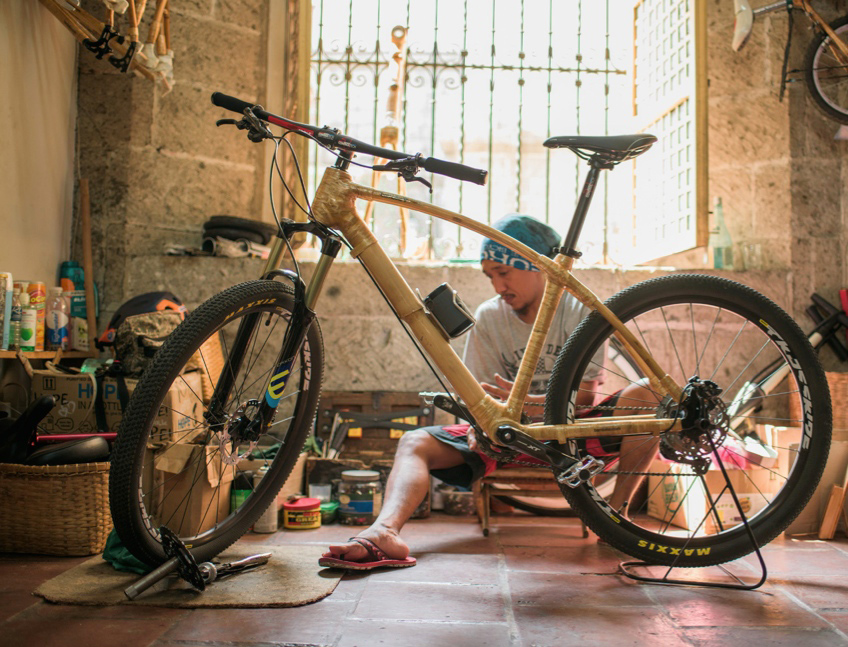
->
{"left": 546, "top": 274, "right": 831, "bottom": 567}
{"left": 109, "top": 280, "right": 323, "bottom": 566}
{"left": 804, "top": 14, "right": 848, "bottom": 125}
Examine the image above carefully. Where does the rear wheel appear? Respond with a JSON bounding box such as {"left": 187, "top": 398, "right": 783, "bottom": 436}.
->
{"left": 546, "top": 274, "right": 831, "bottom": 566}
{"left": 805, "top": 15, "right": 848, "bottom": 125}
{"left": 109, "top": 280, "right": 323, "bottom": 566}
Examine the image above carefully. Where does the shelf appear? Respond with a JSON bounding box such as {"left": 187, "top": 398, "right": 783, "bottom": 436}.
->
{"left": 0, "top": 350, "right": 95, "bottom": 359}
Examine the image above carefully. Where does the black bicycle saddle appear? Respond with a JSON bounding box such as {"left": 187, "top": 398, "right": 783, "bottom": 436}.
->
{"left": 25, "top": 436, "right": 111, "bottom": 466}
{"left": 543, "top": 134, "right": 657, "bottom": 163}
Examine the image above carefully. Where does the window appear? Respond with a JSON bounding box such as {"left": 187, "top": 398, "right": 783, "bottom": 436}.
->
{"left": 306, "top": 0, "right": 706, "bottom": 265}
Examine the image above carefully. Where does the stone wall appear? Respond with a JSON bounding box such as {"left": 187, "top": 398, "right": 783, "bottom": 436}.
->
{"left": 706, "top": 0, "right": 848, "bottom": 323}
{"left": 73, "top": 1, "right": 846, "bottom": 391}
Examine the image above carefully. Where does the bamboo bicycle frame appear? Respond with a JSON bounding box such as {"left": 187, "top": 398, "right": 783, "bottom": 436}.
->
{"left": 276, "top": 165, "right": 685, "bottom": 445}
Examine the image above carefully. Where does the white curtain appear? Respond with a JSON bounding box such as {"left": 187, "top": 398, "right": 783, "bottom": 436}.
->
{"left": 0, "top": 1, "right": 77, "bottom": 286}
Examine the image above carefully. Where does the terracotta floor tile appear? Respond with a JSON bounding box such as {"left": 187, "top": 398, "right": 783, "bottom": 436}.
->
{"left": 360, "top": 553, "right": 501, "bottom": 585}
{"left": 352, "top": 581, "right": 506, "bottom": 623}
{"left": 818, "top": 610, "right": 848, "bottom": 635}
{"left": 683, "top": 626, "right": 847, "bottom": 646}
{"left": 740, "top": 544, "right": 848, "bottom": 576}
{"left": 649, "top": 586, "right": 828, "bottom": 628}
{"left": 514, "top": 605, "right": 689, "bottom": 647}
{"left": 336, "top": 618, "right": 512, "bottom": 647}
{"left": 772, "top": 577, "right": 848, "bottom": 611}
{"left": 492, "top": 524, "right": 597, "bottom": 547}
{"left": 163, "top": 600, "right": 353, "bottom": 644}
{"left": 508, "top": 571, "right": 654, "bottom": 608}
{"left": 502, "top": 543, "right": 623, "bottom": 574}
{"left": 3, "top": 601, "right": 185, "bottom": 647}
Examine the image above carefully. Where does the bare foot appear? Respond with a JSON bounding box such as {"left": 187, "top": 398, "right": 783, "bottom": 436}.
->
{"left": 323, "top": 523, "right": 410, "bottom": 562}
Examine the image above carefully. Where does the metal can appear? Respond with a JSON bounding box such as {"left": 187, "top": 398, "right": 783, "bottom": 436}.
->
{"left": 337, "top": 470, "right": 383, "bottom": 525}
{"left": 252, "top": 466, "right": 278, "bottom": 533}
{"left": 283, "top": 497, "right": 322, "bottom": 529}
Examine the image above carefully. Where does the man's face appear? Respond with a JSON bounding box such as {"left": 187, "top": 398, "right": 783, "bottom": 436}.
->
{"left": 481, "top": 259, "right": 546, "bottom": 317}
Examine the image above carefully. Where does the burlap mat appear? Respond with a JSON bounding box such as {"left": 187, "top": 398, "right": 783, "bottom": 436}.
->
{"left": 34, "top": 544, "right": 342, "bottom": 608}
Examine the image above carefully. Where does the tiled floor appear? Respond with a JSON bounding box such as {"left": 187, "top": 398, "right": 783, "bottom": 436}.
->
{"left": 4, "top": 513, "right": 848, "bottom": 646}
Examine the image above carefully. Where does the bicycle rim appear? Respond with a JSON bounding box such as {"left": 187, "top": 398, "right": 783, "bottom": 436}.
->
{"left": 547, "top": 274, "right": 830, "bottom": 566}
{"left": 806, "top": 17, "right": 848, "bottom": 124}
{"left": 109, "top": 280, "right": 323, "bottom": 565}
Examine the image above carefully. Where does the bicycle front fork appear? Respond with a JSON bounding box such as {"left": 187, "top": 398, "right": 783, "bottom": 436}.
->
{"left": 209, "top": 218, "right": 342, "bottom": 437}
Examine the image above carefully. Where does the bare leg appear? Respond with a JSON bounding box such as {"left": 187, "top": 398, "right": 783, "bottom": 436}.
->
{"left": 323, "top": 429, "right": 466, "bottom": 561}
{"left": 607, "top": 383, "right": 661, "bottom": 514}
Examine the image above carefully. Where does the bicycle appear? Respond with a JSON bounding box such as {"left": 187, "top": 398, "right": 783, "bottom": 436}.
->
{"left": 733, "top": 0, "right": 848, "bottom": 125}
{"left": 108, "top": 91, "right": 832, "bottom": 571}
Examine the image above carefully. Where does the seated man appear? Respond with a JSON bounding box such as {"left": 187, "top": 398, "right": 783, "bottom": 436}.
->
{"left": 320, "top": 215, "right": 658, "bottom": 570}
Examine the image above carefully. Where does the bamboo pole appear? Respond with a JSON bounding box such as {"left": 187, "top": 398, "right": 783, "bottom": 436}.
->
{"left": 79, "top": 180, "right": 98, "bottom": 353}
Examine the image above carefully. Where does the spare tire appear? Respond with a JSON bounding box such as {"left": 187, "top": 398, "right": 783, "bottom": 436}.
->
{"left": 203, "top": 215, "right": 279, "bottom": 245}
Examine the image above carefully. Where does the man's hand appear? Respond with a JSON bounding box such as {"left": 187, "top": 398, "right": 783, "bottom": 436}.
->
{"left": 481, "top": 373, "right": 545, "bottom": 413}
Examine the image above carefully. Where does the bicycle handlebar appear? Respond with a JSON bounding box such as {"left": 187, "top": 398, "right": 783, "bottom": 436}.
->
{"left": 211, "top": 92, "right": 488, "bottom": 186}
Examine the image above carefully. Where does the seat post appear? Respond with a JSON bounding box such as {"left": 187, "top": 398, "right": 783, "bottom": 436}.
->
{"left": 560, "top": 156, "right": 612, "bottom": 258}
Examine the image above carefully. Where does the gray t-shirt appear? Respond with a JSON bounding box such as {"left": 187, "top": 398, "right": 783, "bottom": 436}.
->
{"left": 463, "top": 294, "right": 602, "bottom": 394}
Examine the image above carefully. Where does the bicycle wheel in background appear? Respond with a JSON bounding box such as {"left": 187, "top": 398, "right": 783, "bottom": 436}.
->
{"left": 546, "top": 274, "right": 831, "bottom": 567}
{"left": 109, "top": 280, "right": 323, "bottom": 566}
{"left": 805, "top": 15, "right": 848, "bottom": 125}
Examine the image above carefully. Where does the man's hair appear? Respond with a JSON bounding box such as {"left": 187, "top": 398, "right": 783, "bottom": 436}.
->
{"left": 480, "top": 214, "right": 561, "bottom": 272}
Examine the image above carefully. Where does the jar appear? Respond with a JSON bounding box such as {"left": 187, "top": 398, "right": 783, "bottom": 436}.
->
{"left": 337, "top": 470, "right": 383, "bottom": 525}
{"left": 283, "top": 497, "right": 322, "bottom": 529}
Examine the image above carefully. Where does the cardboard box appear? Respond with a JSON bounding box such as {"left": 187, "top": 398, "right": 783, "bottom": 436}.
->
{"left": 31, "top": 369, "right": 203, "bottom": 442}
{"left": 153, "top": 442, "right": 235, "bottom": 536}
{"left": 647, "top": 454, "right": 784, "bottom": 532}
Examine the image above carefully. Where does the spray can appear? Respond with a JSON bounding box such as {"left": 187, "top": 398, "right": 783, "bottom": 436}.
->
{"left": 252, "top": 466, "right": 279, "bottom": 533}
{"left": 19, "top": 292, "right": 37, "bottom": 352}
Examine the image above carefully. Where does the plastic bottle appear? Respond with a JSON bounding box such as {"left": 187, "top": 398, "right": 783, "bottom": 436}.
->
{"left": 46, "top": 287, "right": 69, "bottom": 351}
{"left": 19, "top": 292, "right": 37, "bottom": 352}
{"left": 8, "top": 288, "right": 21, "bottom": 351}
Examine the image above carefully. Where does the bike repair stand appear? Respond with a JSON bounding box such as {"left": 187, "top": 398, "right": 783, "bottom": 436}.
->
{"left": 124, "top": 526, "right": 272, "bottom": 600}
{"left": 618, "top": 437, "right": 768, "bottom": 591}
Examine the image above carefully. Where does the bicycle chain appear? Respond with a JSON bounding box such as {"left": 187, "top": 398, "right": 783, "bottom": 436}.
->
{"left": 475, "top": 403, "right": 662, "bottom": 469}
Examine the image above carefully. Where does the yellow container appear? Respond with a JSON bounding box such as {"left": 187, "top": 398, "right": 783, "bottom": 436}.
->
{"left": 283, "top": 497, "right": 321, "bottom": 529}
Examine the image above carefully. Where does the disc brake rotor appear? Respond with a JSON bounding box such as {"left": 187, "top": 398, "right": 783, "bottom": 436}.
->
{"left": 219, "top": 400, "right": 262, "bottom": 466}
{"left": 660, "top": 377, "right": 730, "bottom": 469}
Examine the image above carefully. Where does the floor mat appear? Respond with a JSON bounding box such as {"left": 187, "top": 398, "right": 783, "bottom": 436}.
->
{"left": 34, "top": 544, "right": 342, "bottom": 608}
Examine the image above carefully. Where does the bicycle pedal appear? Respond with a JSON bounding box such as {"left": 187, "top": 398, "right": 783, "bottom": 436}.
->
{"left": 556, "top": 455, "right": 605, "bottom": 488}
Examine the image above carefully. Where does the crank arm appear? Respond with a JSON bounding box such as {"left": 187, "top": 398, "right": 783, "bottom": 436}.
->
{"left": 494, "top": 425, "right": 577, "bottom": 471}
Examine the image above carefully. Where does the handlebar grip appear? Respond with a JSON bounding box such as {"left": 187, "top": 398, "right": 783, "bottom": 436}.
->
{"left": 421, "top": 157, "right": 488, "bottom": 186}
{"left": 211, "top": 92, "right": 261, "bottom": 117}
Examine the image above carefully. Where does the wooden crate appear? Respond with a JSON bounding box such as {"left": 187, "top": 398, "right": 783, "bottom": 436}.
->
{"left": 316, "top": 391, "right": 434, "bottom": 463}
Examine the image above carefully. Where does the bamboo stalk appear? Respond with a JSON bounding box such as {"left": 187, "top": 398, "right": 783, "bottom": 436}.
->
{"left": 79, "top": 179, "right": 98, "bottom": 353}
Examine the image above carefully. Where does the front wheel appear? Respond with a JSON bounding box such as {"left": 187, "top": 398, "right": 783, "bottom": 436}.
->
{"left": 805, "top": 15, "right": 848, "bottom": 125}
{"left": 546, "top": 274, "right": 831, "bottom": 567}
{"left": 109, "top": 280, "right": 324, "bottom": 566}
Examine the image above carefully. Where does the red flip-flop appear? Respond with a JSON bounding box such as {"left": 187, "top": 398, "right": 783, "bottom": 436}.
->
{"left": 318, "top": 536, "right": 417, "bottom": 571}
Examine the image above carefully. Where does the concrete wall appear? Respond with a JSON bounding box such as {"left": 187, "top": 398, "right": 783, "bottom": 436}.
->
{"left": 74, "top": 0, "right": 845, "bottom": 391}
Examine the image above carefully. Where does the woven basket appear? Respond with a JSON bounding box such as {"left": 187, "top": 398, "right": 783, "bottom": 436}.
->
{"left": 0, "top": 462, "right": 112, "bottom": 556}
{"left": 789, "top": 371, "right": 848, "bottom": 430}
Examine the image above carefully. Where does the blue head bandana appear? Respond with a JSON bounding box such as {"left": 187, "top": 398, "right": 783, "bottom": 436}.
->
{"left": 480, "top": 214, "right": 561, "bottom": 272}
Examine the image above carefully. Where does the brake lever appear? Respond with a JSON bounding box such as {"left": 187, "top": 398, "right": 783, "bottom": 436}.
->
{"left": 216, "top": 118, "right": 240, "bottom": 127}
{"left": 243, "top": 107, "right": 274, "bottom": 142}
{"left": 373, "top": 155, "right": 433, "bottom": 193}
